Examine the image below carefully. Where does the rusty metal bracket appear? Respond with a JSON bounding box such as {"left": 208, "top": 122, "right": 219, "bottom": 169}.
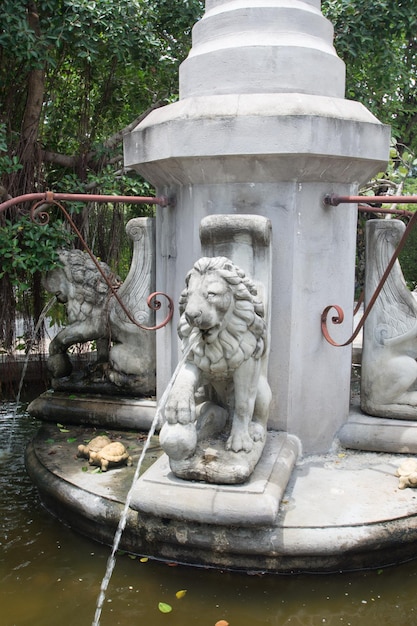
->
{"left": 0, "top": 191, "right": 174, "bottom": 331}
{"left": 321, "top": 194, "right": 417, "bottom": 347}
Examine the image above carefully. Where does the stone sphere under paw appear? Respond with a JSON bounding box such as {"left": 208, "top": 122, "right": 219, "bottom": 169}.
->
{"left": 160, "top": 422, "right": 197, "bottom": 461}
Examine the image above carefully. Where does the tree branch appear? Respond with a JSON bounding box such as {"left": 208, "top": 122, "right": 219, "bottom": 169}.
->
{"left": 100, "top": 100, "right": 164, "bottom": 151}
{"left": 41, "top": 101, "right": 164, "bottom": 170}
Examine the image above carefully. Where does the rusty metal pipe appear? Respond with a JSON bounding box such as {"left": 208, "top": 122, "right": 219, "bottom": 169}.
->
{"left": 0, "top": 191, "right": 169, "bottom": 214}
{"left": 324, "top": 193, "right": 417, "bottom": 207}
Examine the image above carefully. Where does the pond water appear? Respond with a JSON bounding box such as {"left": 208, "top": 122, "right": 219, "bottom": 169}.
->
{"left": 2, "top": 401, "right": 417, "bottom": 626}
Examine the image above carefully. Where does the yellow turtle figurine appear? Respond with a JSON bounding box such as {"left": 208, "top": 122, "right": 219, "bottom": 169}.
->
{"left": 88, "top": 441, "right": 133, "bottom": 472}
{"left": 77, "top": 435, "right": 111, "bottom": 460}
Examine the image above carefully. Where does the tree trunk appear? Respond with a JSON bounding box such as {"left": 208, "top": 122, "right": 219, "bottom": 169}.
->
{"left": 10, "top": 2, "right": 45, "bottom": 197}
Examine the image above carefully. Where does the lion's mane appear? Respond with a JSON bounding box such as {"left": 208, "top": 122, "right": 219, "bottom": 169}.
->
{"left": 48, "top": 249, "right": 120, "bottom": 323}
{"left": 177, "top": 257, "right": 267, "bottom": 375}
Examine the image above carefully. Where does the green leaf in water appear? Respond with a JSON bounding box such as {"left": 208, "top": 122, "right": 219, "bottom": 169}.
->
{"left": 59, "top": 428, "right": 70, "bottom": 433}
{"left": 81, "top": 466, "right": 88, "bottom": 472}
{"left": 158, "top": 602, "right": 173, "bottom": 614}
{"left": 45, "top": 438, "right": 55, "bottom": 444}
{"left": 67, "top": 437, "right": 77, "bottom": 443}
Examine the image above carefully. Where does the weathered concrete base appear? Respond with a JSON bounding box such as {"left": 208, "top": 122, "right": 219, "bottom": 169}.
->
{"left": 131, "top": 432, "right": 299, "bottom": 524}
{"left": 28, "top": 391, "right": 158, "bottom": 431}
{"left": 25, "top": 422, "right": 417, "bottom": 573}
{"left": 166, "top": 436, "right": 268, "bottom": 485}
{"left": 339, "top": 400, "right": 417, "bottom": 453}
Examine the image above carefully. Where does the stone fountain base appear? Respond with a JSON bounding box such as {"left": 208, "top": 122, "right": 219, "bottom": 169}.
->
{"left": 28, "top": 390, "right": 157, "bottom": 431}
{"left": 25, "top": 417, "right": 417, "bottom": 574}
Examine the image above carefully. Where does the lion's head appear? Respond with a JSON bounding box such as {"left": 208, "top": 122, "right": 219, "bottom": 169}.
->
{"left": 43, "top": 249, "right": 120, "bottom": 323}
{"left": 178, "top": 256, "right": 266, "bottom": 375}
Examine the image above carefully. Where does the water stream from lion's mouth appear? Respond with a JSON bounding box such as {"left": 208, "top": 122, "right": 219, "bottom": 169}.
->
{"left": 91, "top": 332, "right": 200, "bottom": 626}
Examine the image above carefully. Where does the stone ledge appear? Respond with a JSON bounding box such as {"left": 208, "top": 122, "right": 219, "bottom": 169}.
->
{"left": 24, "top": 423, "right": 417, "bottom": 573}
{"left": 130, "top": 432, "right": 300, "bottom": 526}
{"left": 28, "top": 391, "right": 157, "bottom": 431}
{"left": 339, "top": 403, "right": 417, "bottom": 453}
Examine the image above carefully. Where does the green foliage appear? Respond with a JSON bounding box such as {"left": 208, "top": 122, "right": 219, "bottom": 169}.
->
{"left": 356, "top": 137, "right": 417, "bottom": 292}
{"left": 0, "top": 124, "right": 22, "bottom": 176}
{"left": 0, "top": 0, "right": 204, "bottom": 349}
{"left": 0, "top": 214, "right": 72, "bottom": 294}
{"left": 322, "top": 0, "right": 417, "bottom": 152}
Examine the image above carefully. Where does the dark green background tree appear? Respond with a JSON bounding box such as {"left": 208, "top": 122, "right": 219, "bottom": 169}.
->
{"left": 0, "top": 0, "right": 203, "bottom": 352}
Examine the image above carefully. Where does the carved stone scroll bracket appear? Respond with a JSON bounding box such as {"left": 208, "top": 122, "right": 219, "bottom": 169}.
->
{"left": 107, "top": 217, "right": 157, "bottom": 393}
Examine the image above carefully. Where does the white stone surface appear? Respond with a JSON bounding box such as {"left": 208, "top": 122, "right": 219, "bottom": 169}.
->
{"left": 124, "top": 1, "right": 390, "bottom": 454}
{"left": 179, "top": 0, "right": 345, "bottom": 99}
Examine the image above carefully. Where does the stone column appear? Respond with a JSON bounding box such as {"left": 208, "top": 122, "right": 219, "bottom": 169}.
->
{"left": 124, "top": 0, "right": 390, "bottom": 454}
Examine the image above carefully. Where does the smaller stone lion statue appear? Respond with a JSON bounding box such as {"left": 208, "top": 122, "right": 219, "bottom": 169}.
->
{"left": 43, "top": 249, "right": 120, "bottom": 379}
{"left": 160, "top": 256, "right": 271, "bottom": 483}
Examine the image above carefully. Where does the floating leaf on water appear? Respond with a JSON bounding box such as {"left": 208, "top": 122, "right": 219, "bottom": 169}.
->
{"left": 59, "top": 428, "right": 70, "bottom": 433}
{"left": 140, "top": 557, "right": 149, "bottom": 563}
{"left": 175, "top": 589, "right": 187, "bottom": 599}
{"left": 68, "top": 394, "right": 78, "bottom": 399}
{"left": 67, "top": 437, "right": 77, "bottom": 443}
{"left": 45, "top": 439, "right": 55, "bottom": 444}
{"left": 81, "top": 466, "right": 88, "bottom": 472}
{"left": 158, "top": 602, "right": 173, "bottom": 613}
{"left": 56, "top": 423, "right": 64, "bottom": 428}
{"left": 128, "top": 554, "right": 137, "bottom": 559}
{"left": 215, "top": 620, "right": 229, "bottom": 626}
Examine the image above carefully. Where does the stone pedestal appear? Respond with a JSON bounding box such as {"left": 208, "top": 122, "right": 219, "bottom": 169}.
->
{"left": 124, "top": 0, "right": 390, "bottom": 454}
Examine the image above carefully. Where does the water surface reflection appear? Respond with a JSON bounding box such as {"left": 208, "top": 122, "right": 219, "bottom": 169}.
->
{"left": 1, "top": 402, "right": 417, "bottom": 626}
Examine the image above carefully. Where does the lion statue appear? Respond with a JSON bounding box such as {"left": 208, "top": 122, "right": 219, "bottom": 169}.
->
{"left": 43, "top": 249, "right": 120, "bottom": 379}
{"left": 160, "top": 256, "right": 271, "bottom": 482}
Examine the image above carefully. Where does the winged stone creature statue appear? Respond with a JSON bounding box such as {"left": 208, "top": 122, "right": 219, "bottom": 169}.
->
{"left": 361, "top": 219, "right": 417, "bottom": 419}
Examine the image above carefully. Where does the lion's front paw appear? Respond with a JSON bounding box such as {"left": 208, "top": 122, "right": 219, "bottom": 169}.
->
{"left": 164, "top": 394, "right": 195, "bottom": 425}
{"left": 226, "top": 429, "right": 254, "bottom": 453}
